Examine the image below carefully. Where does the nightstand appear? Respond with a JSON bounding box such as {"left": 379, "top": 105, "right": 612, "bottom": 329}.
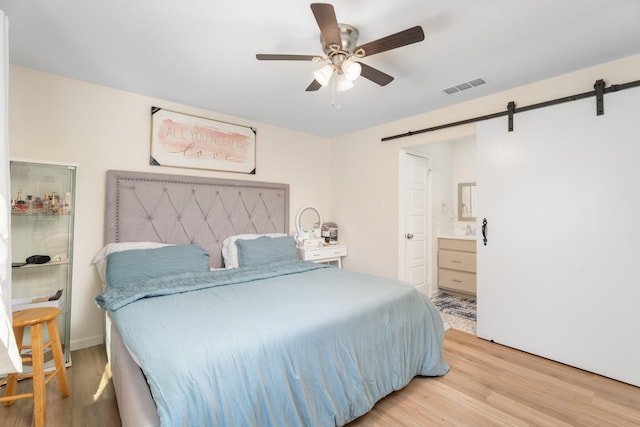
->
{"left": 297, "top": 243, "right": 348, "bottom": 269}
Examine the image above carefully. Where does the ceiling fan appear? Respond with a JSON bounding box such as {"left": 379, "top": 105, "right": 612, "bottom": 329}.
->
{"left": 256, "top": 3, "right": 425, "bottom": 92}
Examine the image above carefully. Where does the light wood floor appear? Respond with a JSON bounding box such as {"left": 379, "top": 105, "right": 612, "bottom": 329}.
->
{"left": 2, "top": 328, "right": 639, "bottom": 426}
{"left": 1, "top": 345, "right": 121, "bottom": 427}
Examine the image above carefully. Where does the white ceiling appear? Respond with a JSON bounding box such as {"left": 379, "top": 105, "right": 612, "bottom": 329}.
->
{"left": 1, "top": 1, "right": 639, "bottom": 137}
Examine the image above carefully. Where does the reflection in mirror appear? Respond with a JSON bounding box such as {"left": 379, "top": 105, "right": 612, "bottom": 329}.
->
{"left": 295, "top": 205, "right": 322, "bottom": 237}
{"left": 458, "top": 182, "right": 476, "bottom": 221}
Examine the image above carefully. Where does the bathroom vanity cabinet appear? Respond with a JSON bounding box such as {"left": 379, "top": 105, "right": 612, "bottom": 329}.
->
{"left": 437, "top": 237, "right": 476, "bottom": 295}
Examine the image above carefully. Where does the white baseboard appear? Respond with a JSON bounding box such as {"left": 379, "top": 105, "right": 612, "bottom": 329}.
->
{"left": 71, "top": 334, "right": 104, "bottom": 351}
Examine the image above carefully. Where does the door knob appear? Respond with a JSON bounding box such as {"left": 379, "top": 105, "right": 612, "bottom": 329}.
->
{"left": 405, "top": 233, "right": 414, "bottom": 240}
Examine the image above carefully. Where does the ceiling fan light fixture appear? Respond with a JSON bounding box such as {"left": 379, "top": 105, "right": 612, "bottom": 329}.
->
{"left": 314, "top": 64, "right": 334, "bottom": 86}
{"left": 342, "top": 59, "right": 361, "bottom": 82}
{"left": 336, "top": 73, "right": 354, "bottom": 91}
{"left": 256, "top": 4, "right": 426, "bottom": 93}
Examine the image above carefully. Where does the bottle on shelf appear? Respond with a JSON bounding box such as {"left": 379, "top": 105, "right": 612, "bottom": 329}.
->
{"left": 34, "top": 196, "right": 43, "bottom": 213}
{"left": 13, "top": 190, "right": 28, "bottom": 213}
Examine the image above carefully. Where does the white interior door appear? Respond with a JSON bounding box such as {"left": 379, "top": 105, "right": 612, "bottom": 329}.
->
{"left": 401, "top": 153, "right": 430, "bottom": 295}
{"left": 476, "top": 86, "right": 640, "bottom": 386}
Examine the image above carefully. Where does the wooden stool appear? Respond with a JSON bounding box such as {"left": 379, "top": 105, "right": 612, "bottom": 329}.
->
{"left": 1, "top": 307, "right": 70, "bottom": 427}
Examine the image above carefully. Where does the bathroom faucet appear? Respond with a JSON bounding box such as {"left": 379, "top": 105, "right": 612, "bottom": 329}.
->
{"left": 465, "top": 225, "right": 475, "bottom": 236}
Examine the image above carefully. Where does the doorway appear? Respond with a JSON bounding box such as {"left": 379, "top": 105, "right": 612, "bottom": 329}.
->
{"left": 399, "top": 138, "right": 477, "bottom": 328}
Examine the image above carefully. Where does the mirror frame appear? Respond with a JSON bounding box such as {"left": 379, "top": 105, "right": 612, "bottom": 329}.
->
{"left": 458, "top": 182, "right": 476, "bottom": 222}
{"left": 295, "top": 205, "right": 322, "bottom": 236}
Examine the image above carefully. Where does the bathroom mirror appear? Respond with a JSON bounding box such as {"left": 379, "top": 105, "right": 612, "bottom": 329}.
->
{"left": 458, "top": 182, "right": 477, "bottom": 221}
{"left": 295, "top": 205, "right": 322, "bottom": 237}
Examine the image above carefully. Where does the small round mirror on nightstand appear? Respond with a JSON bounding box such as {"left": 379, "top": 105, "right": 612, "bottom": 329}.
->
{"left": 295, "top": 205, "right": 322, "bottom": 238}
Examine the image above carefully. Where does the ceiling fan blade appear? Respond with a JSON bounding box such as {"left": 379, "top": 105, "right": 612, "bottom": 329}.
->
{"left": 305, "top": 79, "right": 322, "bottom": 92}
{"left": 256, "top": 54, "right": 319, "bottom": 61}
{"left": 310, "top": 3, "right": 341, "bottom": 48}
{"left": 358, "top": 62, "right": 394, "bottom": 86}
{"left": 355, "top": 26, "right": 425, "bottom": 57}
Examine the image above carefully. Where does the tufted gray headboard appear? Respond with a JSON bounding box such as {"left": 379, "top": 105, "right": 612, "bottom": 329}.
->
{"left": 105, "top": 170, "right": 289, "bottom": 268}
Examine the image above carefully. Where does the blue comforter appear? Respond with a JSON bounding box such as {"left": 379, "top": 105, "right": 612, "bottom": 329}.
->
{"left": 98, "top": 260, "right": 449, "bottom": 427}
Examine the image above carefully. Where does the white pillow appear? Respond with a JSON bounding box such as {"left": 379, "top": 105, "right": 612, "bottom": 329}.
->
{"left": 93, "top": 242, "right": 174, "bottom": 285}
{"left": 221, "top": 233, "right": 287, "bottom": 269}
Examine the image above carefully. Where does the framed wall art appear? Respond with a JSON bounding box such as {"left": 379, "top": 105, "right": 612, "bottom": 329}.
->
{"left": 150, "top": 107, "right": 256, "bottom": 174}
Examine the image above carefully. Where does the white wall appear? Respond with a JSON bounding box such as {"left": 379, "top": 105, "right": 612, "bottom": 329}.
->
{"left": 414, "top": 137, "right": 477, "bottom": 237}
{"left": 7, "top": 66, "right": 331, "bottom": 350}
{"left": 329, "top": 53, "right": 640, "bottom": 281}
{"left": 451, "top": 138, "right": 477, "bottom": 233}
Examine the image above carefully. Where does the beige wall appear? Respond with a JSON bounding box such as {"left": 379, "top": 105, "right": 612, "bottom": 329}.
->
{"left": 7, "top": 66, "right": 331, "bottom": 349}
{"left": 8, "top": 53, "right": 640, "bottom": 349}
{"left": 329, "top": 53, "right": 640, "bottom": 279}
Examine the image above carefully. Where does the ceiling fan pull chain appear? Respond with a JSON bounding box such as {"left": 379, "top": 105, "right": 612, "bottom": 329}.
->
{"left": 331, "top": 72, "right": 337, "bottom": 108}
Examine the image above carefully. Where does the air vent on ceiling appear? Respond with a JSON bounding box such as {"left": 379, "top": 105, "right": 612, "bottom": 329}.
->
{"left": 442, "top": 77, "right": 486, "bottom": 95}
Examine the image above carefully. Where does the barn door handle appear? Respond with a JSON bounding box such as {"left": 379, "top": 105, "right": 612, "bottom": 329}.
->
{"left": 481, "top": 218, "right": 488, "bottom": 246}
{"left": 405, "top": 233, "right": 414, "bottom": 240}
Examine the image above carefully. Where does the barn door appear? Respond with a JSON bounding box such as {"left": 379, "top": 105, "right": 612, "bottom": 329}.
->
{"left": 476, "top": 86, "right": 640, "bottom": 386}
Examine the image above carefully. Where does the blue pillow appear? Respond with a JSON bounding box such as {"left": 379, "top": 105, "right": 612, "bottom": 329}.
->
{"left": 106, "top": 244, "right": 209, "bottom": 288}
{"left": 236, "top": 236, "right": 298, "bottom": 267}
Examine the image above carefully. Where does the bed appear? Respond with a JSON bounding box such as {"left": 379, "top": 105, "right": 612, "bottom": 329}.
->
{"left": 96, "top": 170, "right": 448, "bottom": 427}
